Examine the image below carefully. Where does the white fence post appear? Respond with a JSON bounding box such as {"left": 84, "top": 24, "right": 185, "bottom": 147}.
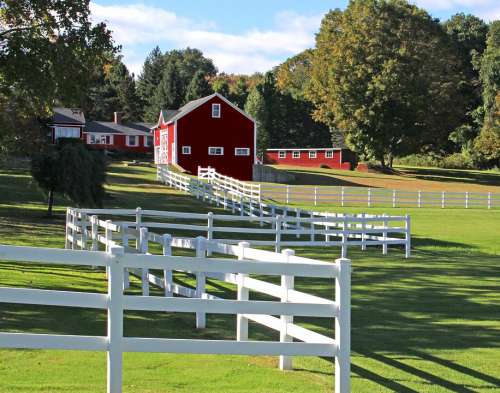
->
{"left": 207, "top": 212, "right": 214, "bottom": 256}
{"left": 441, "top": 191, "right": 445, "bottom": 209}
{"left": 335, "top": 257, "right": 351, "bottom": 393}
{"left": 405, "top": 215, "right": 411, "bottom": 258}
{"left": 162, "top": 234, "right": 173, "bottom": 297}
{"left": 105, "top": 220, "right": 112, "bottom": 253}
{"left": 236, "top": 241, "right": 250, "bottom": 342}
{"left": 392, "top": 190, "right": 396, "bottom": 208}
{"left": 275, "top": 215, "right": 282, "bottom": 253}
{"left": 367, "top": 188, "right": 371, "bottom": 208}
{"left": 135, "top": 207, "right": 142, "bottom": 251}
{"left": 107, "top": 245, "right": 124, "bottom": 393}
{"left": 296, "top": 208, "right": 301, "bottom": 239}
{"left": 65, "top": 208, "right": 70, "bottom": 249}
{"left": 80, "top": 213, "right": 88, "bottom": 250}
{"left": 280, "top": 248, "right": 295, "bottom": 371}
{"left": 341, "top": 215, "right": 348, "bottom": 258}
{"left": 121, "top": 223, "right": 130, "bottom": 290}
{"left": 314, "top": 187, "right": 318, "bottom": 206}
{"left": 418, "top": 190, "right": 422, "bottom": 208}
{"left": 488, "top": 192, "right": 491, "bottom": 209}
{"left": 286, "top": 185, "right": 290, "bottom": 204}
{"left": 139, "top": 227, "right": 149, "bottom": 296}
{"left": 91, "top": 215, "right": 98, "bottom": 252}
{"left": 341, "top": 187, "right": 345, "bottom": 207}
{"left": 259, "top": 202, "right": 264, "bottom": 227}
{"left": 382, "top": 214, "right": 388, "bottom": 255}
{"left": 361, "top": 213, "right": 366, "bottom": 251}
{"left": 310, "top": 211, "right": 315, "bottom": 242}
{"left": 465, "top": 192, "right": 469, "bottom": 209}
{"left": 195, "top": 236, "right": 206, "bottom": 329}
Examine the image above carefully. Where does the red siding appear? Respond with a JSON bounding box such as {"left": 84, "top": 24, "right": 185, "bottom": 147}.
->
{"left": 266, "top": 150, "right": 351, "bottom": 170}
{"left": 82, "top": 133, "right": 152, "bottom": 153}
{"left": 176, "top": 96, "right": 255, "bottom": 180}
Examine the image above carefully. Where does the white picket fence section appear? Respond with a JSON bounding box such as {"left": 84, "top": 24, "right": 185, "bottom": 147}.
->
{"left": 261, "top": 184, "right": 500, "bottom": 209}
{"left": 155, "top": 166, "right": 411, "bottom": 257}
{"left": 0, "top": 235, "right": 352, "bottom": 392}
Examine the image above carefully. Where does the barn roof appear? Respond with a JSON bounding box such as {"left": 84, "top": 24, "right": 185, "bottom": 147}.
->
{"left": 52, "top": 107, "right": 85, "bottom": 125}
{"left": 157, "top": 93, "right": 254, "bottom": 127}
{"left": 85, "top": 121, "right": 153, "bottom": 136}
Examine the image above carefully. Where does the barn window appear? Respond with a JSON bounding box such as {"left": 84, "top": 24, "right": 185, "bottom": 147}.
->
{"left": 309, "top": 150, "right": 317, "bottom": 158}
{"left": 325, "top": 150, "right": 334, "bottom": 158}
{"left": 144, "top": 136, "right": 153, "bottom": 147}
{"left": 182, "top": 146, "right": 191, "bottom": 154}
{"left": 278, "top": 151, "right": 286, "bottom": 159}
{"left": 212, "top": 103, "right": 221, "bottom": 118}
{"left": 292, "top": 151, "right": 300, "bottom": 159}
{"left": 235, "top": 148, "right": 250, "bottom": 156}
{"left": 126, "top": 135, "right": 138, "bottom": 146}
{"left": 208, "top": 146, "right": 224, "bottom": 155}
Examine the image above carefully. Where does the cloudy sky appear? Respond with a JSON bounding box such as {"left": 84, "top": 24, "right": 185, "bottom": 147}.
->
{"left": 90, "top": 0, "right": 500, "bottom": 77}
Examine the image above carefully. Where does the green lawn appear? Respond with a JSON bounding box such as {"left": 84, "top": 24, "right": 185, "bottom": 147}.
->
{"left": 1, "top": 161, "right": 500, "bottom": 392}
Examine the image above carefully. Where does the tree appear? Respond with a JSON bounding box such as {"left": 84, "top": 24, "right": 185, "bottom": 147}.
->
{"left": 229, "top": 77, "right": 249, "bottom": 108}
{"left": 151, "top": 61, "right": 184, "bottom": 113}
{"left": 444, "top": 14, "right": 488, "bottom": 151}
{"left": 31, "top": 140, "right": 107, "bottom": 217}
{"left": 276, "top": 49, "right": 314, "bottom": 100}
{"left": 137, "top": 47, "right": 165, "bottom": 122}
{"left": 245, "top": 84, "right": 268, "bottom": 156}
{"left": 309, "top": 0, "right": 465, "bottom": 167}
{"left": 211, "top": 78, "right": 231, "bottom": 97}
{"left": 0, "top": 0, "right": 117, "bottom": 154}
{"left": 185, "top": 70, "right": 213, "bottom": 102}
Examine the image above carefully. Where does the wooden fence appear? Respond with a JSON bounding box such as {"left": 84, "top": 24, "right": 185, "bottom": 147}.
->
{"left": 261, "top": 184, "right": 500, "bottom": 209}
{"left": 0, "top": 236, "right": 352, "bottom": 392}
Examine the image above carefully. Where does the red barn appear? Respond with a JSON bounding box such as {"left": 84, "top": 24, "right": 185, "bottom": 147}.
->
{"left": 49, "top": 108, "right": 154, "bottom": 154}
{"left": 153, "top": 93, "right": 256, "bottom": 180}
{"left": 265, "top": 148, "right": 354, "bottom": 170}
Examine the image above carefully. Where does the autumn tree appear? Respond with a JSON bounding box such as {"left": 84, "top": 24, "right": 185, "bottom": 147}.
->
{"left": 309, "top": 0, "right": 465, "bottom": 167}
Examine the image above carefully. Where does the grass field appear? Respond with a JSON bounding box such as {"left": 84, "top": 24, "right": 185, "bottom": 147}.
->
{"left": 1, "top": 162, "right": 500, "bottom": 392}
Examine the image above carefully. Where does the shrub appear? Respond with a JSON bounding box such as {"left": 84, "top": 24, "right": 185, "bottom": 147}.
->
{"left": 440, "top": 153, "right": 474, "bottom": 169}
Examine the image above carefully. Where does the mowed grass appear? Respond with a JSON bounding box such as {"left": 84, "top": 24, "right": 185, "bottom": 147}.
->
{"left": 1, "top": 161, "right": 500, "bottom": 392}
{"left": 266, "top": 164, "right": 500, "bottom": 192}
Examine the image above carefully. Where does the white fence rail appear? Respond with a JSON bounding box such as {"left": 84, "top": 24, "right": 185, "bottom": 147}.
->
{"left": 198, "top": 166, "right": 261, "bottom": 202}
{"left": 0, "top": 238, "right": 351, "bottom": 393}
{"left": 156, "top": 166, "right": 411, "bottom": 257}
{"left": 261, "top": 184, "right": 500, "bottom": 209}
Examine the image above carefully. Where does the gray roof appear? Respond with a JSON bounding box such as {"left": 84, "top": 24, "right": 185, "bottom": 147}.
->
{"left": 161, "top": 94, "right": 216, "bottom": 124}
{"left": 52, "top": 107, "right": 85, "bottom": 125}
{"left": 85, "top": 121, "right": 154, "bottom": 136}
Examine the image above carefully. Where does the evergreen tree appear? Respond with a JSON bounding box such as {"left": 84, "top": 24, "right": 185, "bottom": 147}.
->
{"left": 185, "top": 69, "right": 213, "bottom": 102}
{"left": 212, "top": 78, "right": 231, "bottom": 97}
{"left": 137, "top": 47, "right": 165, "bottom": 122}
{"left": 245, "top": 85, "right": 268, "bottom": 157}
{"left": 151, "top": 61, "right": 183, "bottom": 115}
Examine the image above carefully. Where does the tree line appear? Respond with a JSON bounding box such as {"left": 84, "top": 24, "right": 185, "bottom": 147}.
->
{"left": 1, "top": 0, "right": 499, "bottom": 169}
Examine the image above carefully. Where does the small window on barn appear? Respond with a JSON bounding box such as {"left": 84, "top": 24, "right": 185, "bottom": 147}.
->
{"left": 325, "top": 150, "right": 334, "bottom": 158}
{"left": 182, "top": 146, "right": 191, "bottom": 155}
{"left": 212, "top": 103, "right": 221, "bottom": 118}
{"left": 292, "top": 151, "right": 300, "bottom": 159}
{"left": 235, "top": 148, "right": 250, "bottom": 156}
{"left": 127, "top": 135, "right": 138, "bottom": 146}
{"left": 208, "top": 146, "right": 224, "bottom": 155}
{"left": 278, "top": 151, "right": 286, "bottom": 159}
{"left": 309, "top": 150, "right": 317, "bottom": 158}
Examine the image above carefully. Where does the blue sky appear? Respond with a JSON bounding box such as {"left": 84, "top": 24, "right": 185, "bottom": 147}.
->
{"left": 90, "top": 0, "right": 500, "bottom": 76}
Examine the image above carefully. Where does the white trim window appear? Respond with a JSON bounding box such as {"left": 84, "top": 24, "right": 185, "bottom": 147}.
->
{"left": 235, "top": 147, "right": 250, "bottom": 156}
{"left": 126, "top": 135, "right": 139, "bottom": 147}
{"left": 309, "top": 150, "right": 317, "bottom": 158}
{"left": 88, "top": 134, "right": 112, "bottom": 145}
{"left": 182, "top": 146, "right": 191, "bottom": 155}
{"left": 144, "top": 136, "right": 153, "bottom": 147}
{"left": 278, "top": 150, "right": 286, "bottom": 159}
{"left": 212, "top": 103, "right": 221, "bottom": 118}
{"left": 325, "top": 150, "right": 334, "bottom": 158}
{"left": 208, "top": 146, "right": 224, "bottom": 155}
{"left": 54, "top": 126, "right": 80, "bottom": 140}
{"left": 292, "top": 151, "right": 300, "bottom": 159}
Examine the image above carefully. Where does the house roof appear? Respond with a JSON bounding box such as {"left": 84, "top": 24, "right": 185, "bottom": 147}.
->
{"left": 156, "top": 93, "right": 255, "bottom": 128}
{"left": 85, "top": 121, "right": 154, "bottom": 136}
{"left": 52, "top": 107, "right": 85, "bottom": 125}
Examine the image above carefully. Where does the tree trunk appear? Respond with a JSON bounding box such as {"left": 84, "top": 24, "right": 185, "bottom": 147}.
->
{"left": 380, "top": 155, "right": 386, "bottom": 168}
{"left": 47, "top": 189, "right": 54, "bottom": 217}
{"left": 388, "top": 152, "right": 394, "bottom": 168}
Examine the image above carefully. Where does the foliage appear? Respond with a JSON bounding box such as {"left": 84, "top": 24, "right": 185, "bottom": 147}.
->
{"left": 151, "top": 61, "right": 184, "bottom": 114}
{"left": 30, "top": 140, "right": 107, "bottom": 216}
{"left": 137, "top": 47, "right": 165, "bottom": 122}
{"left": 184, "top": 69, "right": 213, "bottom": 102}
{"left": 309, "top": 0, "right": 465, "bottom": 167}
{"left": 275, "top": 49, "right": 314, "bottom": 100}
{"left": 0, "top": 0, "right": 117, "bottom": 154}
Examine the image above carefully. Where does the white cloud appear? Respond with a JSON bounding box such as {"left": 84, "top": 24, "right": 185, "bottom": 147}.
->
{"left": 413, "top": 0, "right": 495, "bottom": 11}
{"left": 89, "top": 2, "right": 321, "bottom": 75}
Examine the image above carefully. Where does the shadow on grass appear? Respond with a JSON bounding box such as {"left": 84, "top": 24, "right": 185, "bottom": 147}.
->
{"left": 402, "top": 167, "right": 500, "bottom": 188}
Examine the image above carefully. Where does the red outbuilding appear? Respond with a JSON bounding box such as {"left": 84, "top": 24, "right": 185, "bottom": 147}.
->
{"left": 153, "top": 93, "right": 256, "bottom": 180}
{"left": 265, "top": 148, "right": 354, "bottom": 170}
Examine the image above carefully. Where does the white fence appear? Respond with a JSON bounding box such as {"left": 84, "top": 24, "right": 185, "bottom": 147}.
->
{"left": 0, "top": 237, "right": 352, "bottom": 393}
{"left": 261, "top": 184, "right": 500, "bottom": 209}
{"left": 198, "top": 166, "right": 261, "bottom": 202}
{"left": 156, "top": 166, "right": 411, "bottom": 257}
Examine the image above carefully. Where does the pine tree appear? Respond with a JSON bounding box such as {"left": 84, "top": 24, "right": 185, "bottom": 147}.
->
{"left": 137, "top": 47, "right": 165, "bottom": 122}
{"left": 185, "top": 70, "right": 213, "bottom": 102}
{"left": 150, "top": 61, "right": 183, "bottom": 116}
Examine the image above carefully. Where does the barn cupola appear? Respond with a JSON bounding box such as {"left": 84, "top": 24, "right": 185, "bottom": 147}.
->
{"left": 114, "top": 112, "right": 122, "bottom": 124}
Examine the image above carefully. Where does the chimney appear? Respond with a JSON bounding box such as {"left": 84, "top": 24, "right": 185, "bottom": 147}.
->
{"left": 114, "top": 112, "right": 122, "bottom": 124}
